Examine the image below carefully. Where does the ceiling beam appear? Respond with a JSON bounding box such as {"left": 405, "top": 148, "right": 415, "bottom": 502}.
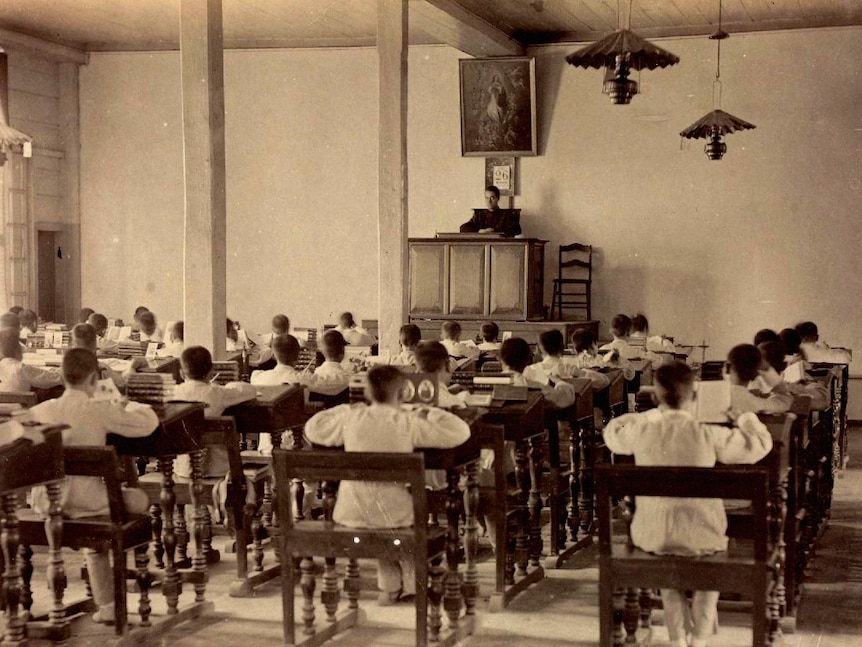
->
{"left": 521, "top": 16, "right": 862, "bottom": 46}
{"left": 0, "top": 28, "right": 87, "bottom": 64}
{"left": 410, "top": 0, "right": 524, "bottom": 57}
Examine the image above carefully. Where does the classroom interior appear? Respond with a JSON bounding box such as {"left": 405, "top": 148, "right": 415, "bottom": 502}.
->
{"left": 1, "top": 0, "right": 862, "bottom": 645}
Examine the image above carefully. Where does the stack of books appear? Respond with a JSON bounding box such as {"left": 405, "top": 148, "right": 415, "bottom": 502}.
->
{"left": 119, "top": 340, "right": 145, "bottom": 356}
{"left": 26, "top": 333, "right": 46, "bottom": 349}
{"left": 126, "top": 373, "right": 176, "bottom": 404}
{"left": 211, "top": 361, "right": 240, "bottom": 385}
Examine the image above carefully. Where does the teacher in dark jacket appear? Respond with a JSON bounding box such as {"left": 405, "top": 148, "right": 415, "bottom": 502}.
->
{"left": 459, "top": 185, "right": 522, "bottom": 238}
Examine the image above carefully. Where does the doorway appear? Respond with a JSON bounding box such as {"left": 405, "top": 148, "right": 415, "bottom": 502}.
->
{"left": 37, "top": 230, "right": 57, "bottom": 323}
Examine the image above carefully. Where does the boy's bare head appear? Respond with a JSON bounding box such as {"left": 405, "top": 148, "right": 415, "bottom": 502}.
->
{"left": 480, "top": 321, "right": 499, "bottom": 343}
{"left": 758, "top": 341, "right": 786, "bottom": 374}
{"left": 271, "top": 314, "right": 290, "bottom": 335}
{"left": 18, "top": 309, "right": 37, "bottom": 331}
{"left": 321, "top": 330, "right": 346, "bottom": 362}
{"left": 339, "top": 312, "right": 356, "bottom": 329}
{"left": 139, "top": 311, "right": 157, "bottom": 335}
{"left": 611, "top": 314, "right": 632, "bottom": 339}
{"left": 415, "top": 341, "right": 449, "bottom": 374}
{"left": 181, "top": 346, "right": 213, "bottom": 381}
{"left": 631, "top": 313, "right": 648, "bottom": 334}
{"left": 753, "top": 328, "right": 779, "bottom": 346}
{"left": 71, "top": 323, "right": 98, "bottom": 352}
{"left": 571, "top": 328, "right": 596, "bottom": 354}
{"left": 365, "top": 365, "right": 404, "bottom": 404}
{"left": 779, "top": 328, "right": 801, "bottom": 356}
{"left": 78, "top": 307, "right": 95, "bottom": 324}
{"left": 727, "top": 343, "right": 762, "bottom": 384}
{"left": 653, "top": 361, "right": 694, "bottom": 409}
{"left": 171, "top": 320, "right": 185, "bottom": 342}
{"left": 62, "top": 348, "right": 100, "bottom": 387}
{"left": 500, "top": 337, "right": 532, "bottom": 373}
{"left": 538, "top": 329, "right": 565, "bottom": 357}
{"left": 795, "top": 321, "right": 818, "bottom": 343}
{"left": 399, "top": 324, "right": 421, "bottom": 350}
{"left": 87, "top": 313, "right": 108, "bottom": 336}
{"left": 0, "top": 329, "right": 22, "bottom": 360}
{"left": 272, "top": 334, "right": 300, "bottom": 366}
{"left": 441, "top": 320, "right": 461, "bottom": 341}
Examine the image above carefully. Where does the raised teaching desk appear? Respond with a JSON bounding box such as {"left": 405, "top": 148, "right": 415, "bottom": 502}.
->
{"left": 478, "top": 391, "right": 546, "bottom": 610}
{"left": 109, "top": 402, "right": 213, "bottom": 631}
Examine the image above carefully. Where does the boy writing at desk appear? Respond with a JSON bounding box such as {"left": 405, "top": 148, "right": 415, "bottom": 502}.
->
{"left": 603, "top": 361, "right": 773, "bottom": 647}
{"left": 727, "top": 343, "right": 793, "bottom": 414}
{"left": 304, "top": 365, "right": 470, "bottom": 605}
{"left": 0, "top": 329, "right": 62, "bottom": 392}
{"left": 28, "top": 349, "right": 158, "bottom": 624}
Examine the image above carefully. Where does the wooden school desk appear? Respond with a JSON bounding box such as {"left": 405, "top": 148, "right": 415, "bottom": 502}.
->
{"left": 223, "top": 384, "right": 306, "bottom": 597}
{"left": 109, "top": 402, "right": 212, "bottom": 629}
{"left": 478, "top": 391, "right": 546, "bottom": 610}
{"left": 0, "top": 424, "right": 65, "bottom": 645}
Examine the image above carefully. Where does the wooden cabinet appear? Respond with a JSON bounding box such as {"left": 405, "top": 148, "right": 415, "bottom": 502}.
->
{"left": 408, "top": 237, "right": 545, "bottom": 321}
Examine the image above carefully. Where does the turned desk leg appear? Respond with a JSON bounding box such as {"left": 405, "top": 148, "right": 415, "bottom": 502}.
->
{"left": 158, "top": 456, "right": 181, "bottom": 615}
{"left": 190, "top": 450, "right": 208, "bottom": 602}
{"left": 462, "top": 460, "right": 479, "bottom": 616}
{"left": 528, "top": 434, "right": 544, "bottom": 567}
{"left": 44, "top": 482, "right": 65, "bottom": 626}
{"left": 514, "top": 440, "right": 530, "bottom": 577}
{"left": 1, "top": 493, "right": 26, "bottom": 645}
{"left": 443, "top": 469, "right": 462, "bottom": 631}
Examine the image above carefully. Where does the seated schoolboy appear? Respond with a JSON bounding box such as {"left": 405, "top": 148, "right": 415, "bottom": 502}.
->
{"left": 18, "top": 309, "right": 37, "bottom": 341}
{"left": 27, "top": 348, "right": 158, "bottom": 624}
{"left": 603, "top": 360, "right": 772, "bottom": 647}
{"left": 162, "top": 320, "right": 185, "bottom": 357}
{"left": 440, "top": 320, "right": 480, "bottom": 360}
{"left": 173, "top": 346, "right": 257, "bottom": 478}
{"left": 250, "top": 333, "right": 306, "bottom": 386}
{"left": 0, "top": 312, "right": 22, "bottom": 334}
{"left": 0, "top": 328, "right": 62, "bottom": 392}
{"left": 137, "top": 311, "right": 164, "bottom": 343}
{"left": 758, "top": 340, "right": 830, "bottom": 410}
{"left": 307, "top": 330, "right": 352, "bottom": 395}
{"left": 78, "top": 307, "right": 96, "bottom": 325}
{"left": 795, "top": 321, "right": 851, "bottom": 364}
{"left": 130, "top": 306, "right": 149, "bottom": 332}
{"left": 393, "top": 324, "right": 421, "bottom": 366}
{"left": 71, "top": 323, "right": 144, "bottom": 388}
{"left": 570, "top": 327, "right": 636, "bottom": 380}
{"left": 753, "top": 328, "right": 779, "bottom": 346}
{"left": 779, "top": 327, "right": 804, "bottom": 366}
{"left": 630, "top": 313, "right": 680, "bottom": 354}
{"left": 87, "top": 313, "right": 119, "bottom": 354}
{"left": 525, "top": 329, "right": 610, "bottom": 391}
{"left": 304, "top": 365, "right": 470, "bottom": 605}
{"left": 415, "top": 341, "right": 466, "bottom": 408}
{"left": 727, "top": 343, "right": 793, "bottom": 414}
{"left": 599, "top": 314, "right": 641, "bottom": 360}
{"left": 337, "top": 312, "right": 377, "bottom": 346}
{"left": 501, "top": 337, "right": 576, "bottom": 410}
{"left": 477, "top": 321, "right": 502, "bottom": 352}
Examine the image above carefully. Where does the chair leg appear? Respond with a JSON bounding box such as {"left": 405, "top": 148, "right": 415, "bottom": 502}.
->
{"left": 321, "top": 556, "right": 339, "bottom": 623}
{"left": 18, "top": 544, "right": 33, "bottom": 617}
{"left": 149, "top": 503, "right": 164, "bottom": 569}
{"left": 112, "top": 543, "right": 128, "bottom": 635}
{"left": 175, "top": 503, "right": 189, "bottom": 566}
{"left": 427, "top": 556, "right": 444, "bottom": 644}
{"left": 135, "top": 545, "right": 151, "bottom": 627}
{"left": 300, "top": 556, "right": 316, "bottom": 636}
{"left": 44, "top": 481, "right": 66, "bottom": 626}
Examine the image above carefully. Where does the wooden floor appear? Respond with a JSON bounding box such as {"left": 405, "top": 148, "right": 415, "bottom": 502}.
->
{"left": 15, "top": 428, "right": 862, "bottom": 646}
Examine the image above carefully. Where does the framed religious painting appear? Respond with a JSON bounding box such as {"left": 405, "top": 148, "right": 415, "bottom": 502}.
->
{"left": 459, "top": 56, "right": 537, "bottom": 157}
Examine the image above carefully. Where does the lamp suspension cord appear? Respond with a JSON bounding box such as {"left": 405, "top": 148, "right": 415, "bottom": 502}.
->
{"left": 712, "top": 0, "right": 723, "bottom": 109}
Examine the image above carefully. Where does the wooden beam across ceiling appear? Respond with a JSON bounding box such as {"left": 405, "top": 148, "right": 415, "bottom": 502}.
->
{"left": 0, "top": 27, "right": 87, "bottom": 64}
{"left": 410, "top": 0, "right": 524, "bottom": 57}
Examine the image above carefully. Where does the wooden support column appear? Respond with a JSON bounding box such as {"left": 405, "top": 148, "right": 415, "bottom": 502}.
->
{"left": 58, "top": 62, "right": 82, "bottom": 326}
{"left": 180, "top": 0, "right": 227, "bottom": 358}
{"left": 377, "top": 0, "right": 409, "bottom": 355}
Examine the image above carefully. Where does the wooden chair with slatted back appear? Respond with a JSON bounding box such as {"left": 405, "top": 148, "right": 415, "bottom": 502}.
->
{"left": 273, "top": 449, "right": 448, "bottom": 647}
{"left": 17, "top": 445, "right": 153, "bottom": 635}
{"left": 551, "top": 243, "right": 592, "bottom": 321}
{"left": 138, "top": 416, "right": 270, "bottom": 581}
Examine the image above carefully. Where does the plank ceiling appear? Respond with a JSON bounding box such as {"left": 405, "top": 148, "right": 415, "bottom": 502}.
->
{"left": 0, "top": 0, "right": 860, "bottom": 53}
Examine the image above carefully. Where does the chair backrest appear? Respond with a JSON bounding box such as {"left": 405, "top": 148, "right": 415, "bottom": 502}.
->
{"left": 595, "top": 464, "right": 770, "bottom": 561}
{"left": 559, "top": 243, "right": 592, "bottom": 280}
{"left": 63, "top": 445, "right": 130, "bottom": 523}
{"left": 0, "top": 425, "right": 64, "bottom": 494}
{"left": 0, "top": 391, "right": 37, "bottom": 407}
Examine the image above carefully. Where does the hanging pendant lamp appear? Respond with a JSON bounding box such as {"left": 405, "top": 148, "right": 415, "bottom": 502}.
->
{"left": 679, "top": 1, "right": 755, "bottom": 160}
{"left": 565, "top": 1, "right": 679, "bottom": 105}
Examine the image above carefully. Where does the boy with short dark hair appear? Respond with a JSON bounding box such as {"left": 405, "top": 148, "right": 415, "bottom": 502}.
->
{"left": 393, "top": 324, "right": 422, "bottom": 366}
{"left": 604, "top": 360, "right": 772, "bottom": 647}
{"left": 525, "top": 329, "right": 609, "bottom": 392}
{"left": 305, "top": 364, "right": 470, "bottom": 605}
{"left": 727, "top": 343, "right": 792, "bottom": 413}
{"left": 477, "top": 321, "right": 501, "bottom": 352}
{"left": 440, "top": 320, "right": 479, "bottom": 360}
{"left": 795, "top": 320, "right": 851, "bottom": 363}
{"left": 28, "top": 348, "right": 157, "bottom": 624}
{"left": 0, "top": 328, "right": 62, "bottom": 392}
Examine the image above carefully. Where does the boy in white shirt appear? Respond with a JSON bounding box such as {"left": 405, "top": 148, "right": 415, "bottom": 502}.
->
{"left": 137, "top": 311, "right": 164, "bottom": 343}
{"left": 501, "top": 337, "right": 576, "bottom": 410}
{"left": 87, "top": 313, "right": 120, "bottom": 354}
{"left": 71, "top": 323, "right": 145, "bottom": 388}
{"left": 440, "top": 320, "right": 479, "bottom": 360}
{"left": 570, "top": 328, "right": 636, "bottom": 381}
{"left": 758, "top": 340, "right": 829, "bottom": 410}
{"left": 477, "top": 321, "right": 502, "bottom": 352}
{"left": 28, "top": 348, "right": 158, "bottom": 624}
{"left": 0, "top": 329, "right": 62, "bottom": 392}
{"left": 599, "top": 314, "right": 641, "bottom": 360}
{"left": 393, "top": 324, "right": 421, "bottom": 367}
{"left": 796, "top": 321, "right": 852, "bottom": 364}
{"left": 310, "top": 330, "right": 352, "bottom": 395}
{"left": 337, "top": 312, "right": 377, "bottom": 346}
{"left": 250, "top": 334, "right": 307, "bottom": 386}
{"left": 728, "top": 343, "right": 793, "bottom": 414}
{"left": 525, "top": 329, "right": 610, "bottom": 392}
{"left": 173, "top": 346, "right": 257, "bottom": 477}
{"left": 304, "top": 365, "right": 470, "bottom": 605}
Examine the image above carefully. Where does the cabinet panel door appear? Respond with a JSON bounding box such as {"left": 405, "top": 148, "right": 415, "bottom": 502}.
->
{"left": 409, "top": 244, "right": 446, "bottom": 317}
{"left": 448, "top": 244, "right": 485, "bottom": 315}
{"left": 489, "top": 244, "right": 526, "bottom": 317}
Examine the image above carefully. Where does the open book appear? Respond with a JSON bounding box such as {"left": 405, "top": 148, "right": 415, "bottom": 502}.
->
{"left": 694, "top": 378, "right": 731, "bottom": 423}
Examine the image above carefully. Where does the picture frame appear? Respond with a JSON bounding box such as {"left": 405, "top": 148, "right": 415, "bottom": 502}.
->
{"left": 459, "top": 56, "right": 537, "bottom": 157}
